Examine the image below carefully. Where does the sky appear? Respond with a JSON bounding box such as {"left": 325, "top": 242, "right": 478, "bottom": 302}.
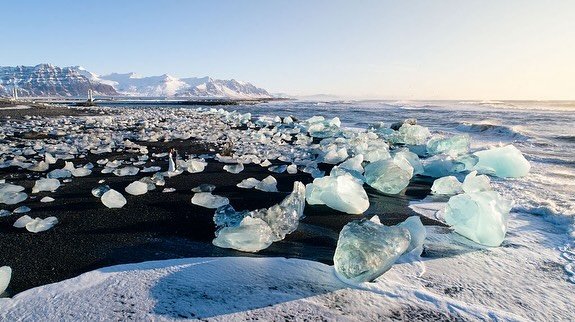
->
{"left": 1, "top": 0, "right": 574, "bottom": 100}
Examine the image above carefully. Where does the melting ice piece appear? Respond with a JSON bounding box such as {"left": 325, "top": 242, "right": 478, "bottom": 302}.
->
{"left": 334, "top": 220, "right": 411, "bottom": 283}
{"left": 141, "top": 166, "right": 161, "bottom": 173}
{"left": 32, "top": 178, "right": 60, "bottom": 193}
{"left": 395, "top": 123, "right": 431, "bottom": 145}
{"left": 45, "top": 153, "right": 57, "bottom": 164}
{"left": 191, "top": 192, "right": 229, "bottom": 209}
{"left": 286, "top": 164, "right": 298, "bottom": 174}
{"left": 396, "top": 216, "right": 426, "bottom": 253}
{"left": 47, "top": 169, "right": 71, "bottom": 179}
{"left": 0, "top": 210, "right": 10, "bottom": 217}
{"left": 306, "top": 173, "right": 369, "bottom": 214}
{"left": 25, "top": 216, "right": 58, "bottom": 233}
{"left": 13, "top": 206, "right": 31, "bottom": 214}
{"left": 431, "top": 176, "right": 463, "bottom": 195}
{"left": 445, "top": 191, "right": 512, "bottom": 247}
{"left": 101, "top": 189, "right": 127, "bottom": 208}
{"left": 268, "top": 165, "right": 287, "bottom": 173}
{"left": 364, "top": 159, "right": 412, "bottom": 194}
{"left": 71, "top": 167, "right": 91, "bottom": 177}
{"left": 237, "top": 178, "right": 260, "bottom": 189}
{"left": 191, "top": 184, "right": 216, "bottom": 193}
{"left": 260, "top": 159, "right": 272, "bottom": 167}
{"left": 91, "top": 185, "right": 111, "bottom": 198}
{"left": 162, "top": 188, "right": 176, "bottom": 193}
{"left": 473, "top": 144, "right": 530, "bottom": 178}
{"left": 321, "top": 148, "right": 348, "bottom": 164}
{"left": 13, "top": 215, "right": 33, "bottom": 228}
{"left": 426, "top": 134, "right": 470, "bottom": 156}
{"left": 0, "top": 184, "right": 27, "bottom": 206}
{"left": 223, "top": 163, "right": 244, "bottom": 174}
{"left": 212, "top": 217, "right": 274, "bottom": 253}
{"left": 187, "top": 159, "right": 207, "bottom": 173}
{"left": 40, "top": 196, "right": 55, "bottom": 203}
{"left": 113, "top": 166, "right": 140, "bottom": 177}
{"left": 28, "top": 161, "right": 49, "bottom": 172}
{"left": 125, "top": 181, "right": 148, "bottom": 196}
{"left": 461, "top": 170, "right": 491, "bottom": 193}
{"left": 255, "top": 175, "right": 278, "bottom": 192}
{"left": 0, "top": 266, "right": 11, "bottom": 295}
{"left": 213, "top": 181, "right": 306, "bottom": 251}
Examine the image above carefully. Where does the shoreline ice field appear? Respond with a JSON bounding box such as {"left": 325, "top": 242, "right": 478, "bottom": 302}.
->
{"left": 0, "top": 100, "right": 573, "bottom": 320}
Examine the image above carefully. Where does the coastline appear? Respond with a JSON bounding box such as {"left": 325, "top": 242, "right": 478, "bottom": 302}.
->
{"left": 0, "top": 105, "right": 436, "bottom": 295}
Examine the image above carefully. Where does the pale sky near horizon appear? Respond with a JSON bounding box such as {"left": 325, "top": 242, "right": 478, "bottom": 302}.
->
{"left": 1, "top": 1, "right": 574, "bottom": 100}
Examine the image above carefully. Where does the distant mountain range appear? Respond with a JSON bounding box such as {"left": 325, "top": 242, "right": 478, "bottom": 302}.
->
{"left": 0, "top": 64, "right": 272, "bottom": 99}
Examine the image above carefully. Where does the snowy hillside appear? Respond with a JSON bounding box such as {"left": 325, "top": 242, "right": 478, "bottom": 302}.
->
{"left": 0, "top": 64, "right": 272, "bottom": 98}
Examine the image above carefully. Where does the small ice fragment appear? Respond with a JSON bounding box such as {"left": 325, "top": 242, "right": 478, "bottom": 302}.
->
{"left": 113, "top": 166, "right": 140, "bottom": 176}
{"left": 25, "top": 216, "right": 58, "bottom": 233}
{"left": 91, "top": 185, "right": 111, "bottom": 198}
{"left": 47, "top": 169, "right": 71, "bottom": 179}
{"left": 141, "top": 166, "right": 161, "bottom": 173}
{"left": 260, "top": 159, "right": 272, "bottom": 167}
{"left": 212, "top": 217, "right": 274, "bottom": 252}
{"left": 28, "top": 161, "right": 49, "bottom": 172}
{"left": 223, "top": 163, "right": 244, "bottom": 174}
{"left": 287, "top": 164, "right": 297, "bottom": 174}
{"left": 45, "top": 153, "right": 57, "bottom": 164}
{"left": 431, "top": 176, "right": 463, "bottom": 195}
{"left": 40, "top": 196, "right": 55, "bottom": 203}
{"left": 191, "top": 184, "right": 216, "bottom": 193}
{"left": 101, "top": 189, "right": 127, "bottom": 208}
{"left": 461, "top": 171, "right": 491, "bottom": 193}
{"left": 306, "top": 173, "right": 369, "bottom": 214}
{"left": 125, "top": 181, "right": 148, "bottom": 196}
{"left": 237, "top": 178, "right": 260, "bottom": 189}
{"left": 0, "top": 191, "right": 28, "bottom": 205}
{"left": 334, "top": 220, "right": 411, "bottom": 283}
{"left": 13, "top": 215, "right": 34, "bottom": 228}
{"left": 13, "top": 206, "right": 31, "bottom": 214}
{"left": 162, "top": 188, "right": 176, "bottom": 193}
{"left": 187, "top": 159, "right": 207, "bottom": 173}
{"left": 0, "top": 210, "right": 10, "bottom": 217}
{"left": 0, "top": 266, "right": 11, "bottom": 295}
{"left": 71, "top": 167, "right": 91, "bottom": 177}
{"left": 473, "top": 144, "right": 530, "bottom": 178}
{"left": 191, "top": 192, "right": 229, "bottom": 209}
{"left": 255, "top": 175, "right": 278, "bottom": 192}
{"left": 445, "top": 191, "right": 512, "bottom": 247}
{"left": 397, "top": 216, "right": 426, "bottom": 253}
{"left": 32, "top": 178, "right": 60, "bottom": 193}
{"left": 268, "top": 165, "right": 287, "bottom": 173}
{"left": 364, "top": 159, "right": 412, "bottom": 194}
{"left": 339, "top": 155, "right": 364, "bottom": 175}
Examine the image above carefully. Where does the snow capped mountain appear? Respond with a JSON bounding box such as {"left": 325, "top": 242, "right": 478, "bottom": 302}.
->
{"left": 0, "top": 64, "right": 271, "bottom": 98}
{"left": 0, "top": 64, "right": 117, "bottom": 97}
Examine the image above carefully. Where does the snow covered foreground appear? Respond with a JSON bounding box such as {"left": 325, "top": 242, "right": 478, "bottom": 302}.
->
{"left": 1, "top": 213, "right": 573, "bottom": 321}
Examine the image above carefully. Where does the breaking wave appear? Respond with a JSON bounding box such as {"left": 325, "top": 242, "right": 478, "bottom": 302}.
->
{"left": 456, "top": 120, "right": 532, "bottom": 140}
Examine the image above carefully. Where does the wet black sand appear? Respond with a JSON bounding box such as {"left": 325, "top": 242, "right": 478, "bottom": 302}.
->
{"left": 0, "top": 106, "right": 439, "bottom": 296}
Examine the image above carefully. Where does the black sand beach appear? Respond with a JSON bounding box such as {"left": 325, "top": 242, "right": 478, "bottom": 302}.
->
{"left": 0, "top": 105, "right": 438, "bottom": 296}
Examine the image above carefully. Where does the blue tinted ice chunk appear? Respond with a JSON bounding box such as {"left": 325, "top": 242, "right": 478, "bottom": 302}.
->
{"left": 473, "top": 144, "right": 530, "bottom": 178}
{"left": 306, "top": 174, "right": 369, "bottom": 214}
{"left": 445, "top": 191, "right": 512, "bottom": 247}
{"left": 431, "top": 176, "right": 463, "bottom": 195}
{"left": 364, "top": 159, "right": 412, "bottom": 194}
{"left": 334, "top": 220, "right": 411, "bottom": 283}
{"left": 427, "top": 134, "right": 470, "bottom": 156}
